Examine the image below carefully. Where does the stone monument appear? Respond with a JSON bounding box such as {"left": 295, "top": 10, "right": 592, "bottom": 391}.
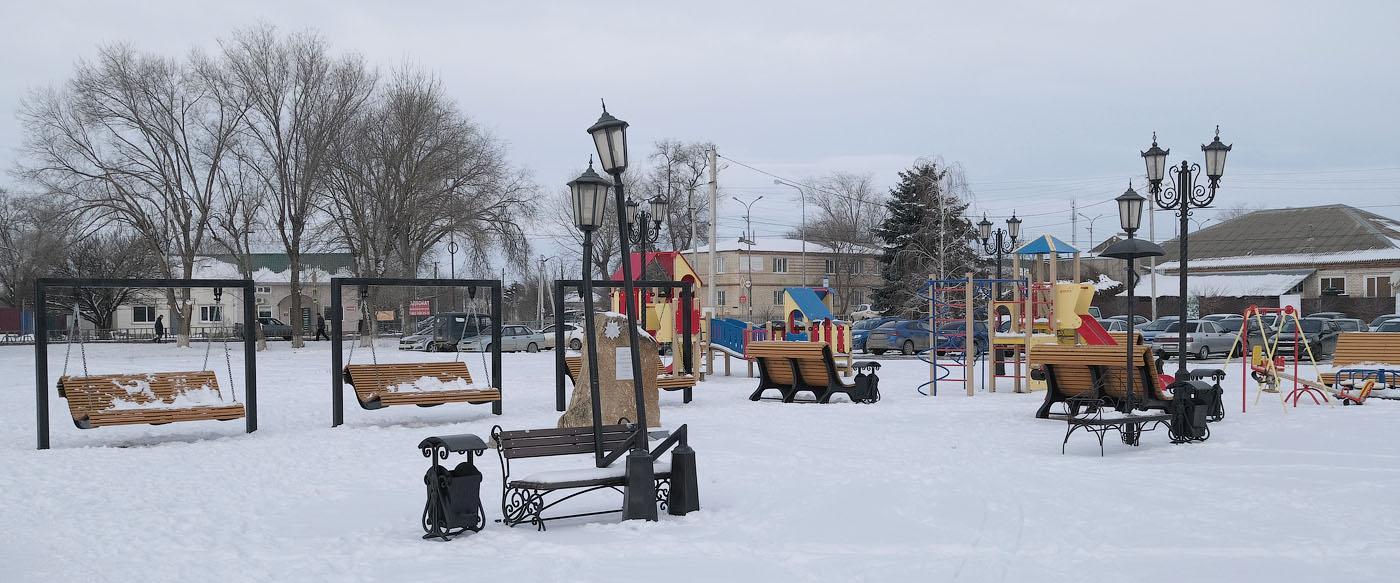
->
{"left": 560, "top": 312, "right": 661, "bottom": 428}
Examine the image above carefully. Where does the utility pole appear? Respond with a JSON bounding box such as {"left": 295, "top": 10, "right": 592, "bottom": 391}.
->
{"left": 537, "top": 255, "right": 546, "bottom": 329}
{"left": 707, "top": 148, "right": 718, "bottom": 312}
{"left": 689, "top": 184, "right": 698, "bottom": 289}
{"left": 1071, "top": 199, "right": 1078, "bottom": 248}
{"left": 733, "top": 195, "right": 763, "bottom": 321}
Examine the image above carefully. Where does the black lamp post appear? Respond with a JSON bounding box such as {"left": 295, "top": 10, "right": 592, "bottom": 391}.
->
{"left": 567, "top": 161, "right": 613, "bottom": 466}
{"left": 977, "top": 212, "right": 1021, "bottom": 282}
{"left": 625, "top": 193, "right": 669, "bottom": 337}
{"left": 1141, "top": 128, "right": 1231, "bottom": 379}
{"left": 587, "top": 100, "right": 657, "bottom": 521}
{"left": 1102, "top": 183, "right": 1164, "bottom": 412}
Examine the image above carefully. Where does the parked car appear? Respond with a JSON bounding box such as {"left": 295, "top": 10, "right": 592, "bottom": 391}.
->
{"left": 1376, "top": 319, "right": 1400, "bottom": 332}
{"left": 1275, "top": 318, "right": 1342, "bottom": 358}
{"left": 1332, "top": 318, "right": 1366, "bottom": 333}
{"left": 1151, "top": 320, "right": 1234, "bottom": 360}
{"left": 402, "top": 312, "right": 491, "bottom": 351}
{"left": 1305, "top": 311, "right": 1347, "bottom": 320}
{"left": 1138, "top": 316, "right": 1180, "bottom": 343}
{"left": 1200, "top": 313, "right": 1237, "bottom": 322}
{"left": 459, "top": 324, "right": 546, "bottom": 353}
{"left": 1108, "top": 315, "right": 1150, "bottom": 327}
{"left": 1369, "top": 314, "right": 1400, "bottom": 331}
{"left": 1210, "top": 315, "right": 1245, "bottom": 334}
{"left": 1096, "top": 318, "right": 1130, "bottom": 332}
{"left": 1226, "top": 319, "right": 1278, "bottom": 358}
{"left": 1087, "top": 306, "right": 1102, "bottom": 319}
{"left": 865, "top": 320, "right": 931, "bottom": 355}
{"left": 852, "top": 316, "right": 899, "bottom": 352}
{"left": 236, "top": 317, "right": 295, "bottom": 341}
{"left": 848, "top": 304, "right": 883, "bottom": 320}
{"left": 541, "top": 322, "right": 585, "bottom": 350}
{"left": 932, "top": 321, "right": 989, "bottom": 356}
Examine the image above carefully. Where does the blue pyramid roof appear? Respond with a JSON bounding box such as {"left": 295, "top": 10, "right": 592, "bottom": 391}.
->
{"left": 784, "top": 287, "right": 834, "bottom": 321}
{"left": 1014, "top": 235, "right": 1079, "bottom": 255}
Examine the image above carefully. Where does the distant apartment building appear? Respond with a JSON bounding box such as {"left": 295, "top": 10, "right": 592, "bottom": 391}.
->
{"left": 685, "top": 237, "right": 882, "bottom": 321}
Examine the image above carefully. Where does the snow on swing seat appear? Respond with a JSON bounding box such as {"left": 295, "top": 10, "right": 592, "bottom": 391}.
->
{"left": 56, "top": 371, "right": 245, "bottom": 429}
{"left": 343, "top": 361, "right": 500, "bottom": 409}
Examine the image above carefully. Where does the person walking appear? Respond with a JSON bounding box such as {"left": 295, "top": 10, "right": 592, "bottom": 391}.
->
{"left": 315, "top": 313, "right": 329, "bottom": 341}
{"left": 153, "top": 315, "right": 165, "bottom": 343}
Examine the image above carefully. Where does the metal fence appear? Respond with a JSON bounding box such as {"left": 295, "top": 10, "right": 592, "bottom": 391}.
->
{"left": 0, "top": 326, "right": 400, "bottom": 345}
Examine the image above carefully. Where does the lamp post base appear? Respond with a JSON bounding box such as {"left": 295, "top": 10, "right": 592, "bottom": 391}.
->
{"left": 622, "top": 448, "right": 658, "bottom": 521}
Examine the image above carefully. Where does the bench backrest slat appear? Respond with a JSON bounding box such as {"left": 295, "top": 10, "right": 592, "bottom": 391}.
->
{"left": 498, "top": 424, "right": 634, "bottom": 459}
{"left": 1032, "top": 344, "right": 1167, "bottom": 401}
{"left": 747, "top": 341, "right": 835, "bottom": 386}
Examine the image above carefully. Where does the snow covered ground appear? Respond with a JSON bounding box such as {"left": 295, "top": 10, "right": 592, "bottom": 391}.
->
{"left": 3, "top": 340, "right": 1400, "bottom": 582}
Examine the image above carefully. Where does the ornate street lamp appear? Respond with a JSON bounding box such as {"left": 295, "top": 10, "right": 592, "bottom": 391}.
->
{"left": 976, "top": 212, "right": 1020, "bottom": 281}
{"left": 587, "top": 100, "right": 656, "bottom": 521}
{"left": 1140, "top": 127, "right": 1231, "bottom": 379}
{"left": 567, "top": 161, "right": 613, "bottom": 465}
{"left": 625, "top": 193, "right": 669, "bottom": 335}
{"left": 1102, "top": 182, "right": 1164, "bottom": 413}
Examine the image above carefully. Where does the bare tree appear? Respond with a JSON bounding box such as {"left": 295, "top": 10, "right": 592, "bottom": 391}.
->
{"left": 789, "top": 172, "right": 886, "bottom": 313}
{"left": 644, "top": 140, "right": 714, "bottom": 252}
{"left": 221, "top": 25, "right": 375, "bottom": 347}
{"left": 54, "top": 229, "right": 162, "bottom": 329}
{"left": 1217, "top": 203, "right": 1260, "bottom": 222}
{"left": 209, "top": 157, "right": 270, "bottom": 350}
{"left": 0, "top": 191, "right": 74, "bottom": 309}
{"left": 17, "top": 44, "right": 244, "bottom": 346}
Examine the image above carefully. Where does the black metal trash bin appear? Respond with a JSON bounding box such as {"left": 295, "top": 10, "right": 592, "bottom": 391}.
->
{"left": 850, "top": 361, "right": 882, "bottom": 404}
{"left": 419, "top": 434, "right": 488, "bottom": 540}
{"left": 1167, "top": 380, "right": 1212, "bottom": 443}
{"left": 1186, "top": 369, "right": 1227, "bottom": 421}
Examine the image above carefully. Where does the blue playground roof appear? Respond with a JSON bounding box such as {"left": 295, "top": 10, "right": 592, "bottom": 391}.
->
{"left": 1014, "top": 234, "right": 1079, "bottom": 255}
{"left": 784, "top": 287, "right": 834, "bottom": 321}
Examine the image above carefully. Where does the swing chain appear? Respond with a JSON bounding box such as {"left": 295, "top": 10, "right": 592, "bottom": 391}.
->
{"left": 214, "top": 288, "right": 238, "bottom": 402}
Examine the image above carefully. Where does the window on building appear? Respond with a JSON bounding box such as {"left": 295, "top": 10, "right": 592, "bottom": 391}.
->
{"left": 738, "top": 256, "right": 761, "bottom": 272}
{"left": 715, "top": 257, "right": 726, "bottom": 274}
{"left": 717, "top": 290, "right": 727, "bottom": 305}
{"left": 1367, "top": 275, "right": 1392, "bottom": 297}
{"left": 258, "top": 308, "right": 273, "bottom": 319}
{"left": 773, "top": 258, "right": 788, "bottom": 273}
{"left": 200, "top": 305, "right": 223, "bottom": 323}
{"left": 853, "top": 259, "right": 864, "bottom": 275}
{"left": 772, "top": 290, "right": 783, "bottom": 305}
{"left": 1319, "top": 277, "right": 1346, "bottom": 295}
{"left": 824, "top": 259, "right": 836, "bottom": 274}
{"left": 133, "top": 305, "right": 157, "bottom": 323}
{"left": 256, "top": 285, "right": 272, "bottom": 294}
{"left": 850, "top": 289, "right": 864, "bottom": 305}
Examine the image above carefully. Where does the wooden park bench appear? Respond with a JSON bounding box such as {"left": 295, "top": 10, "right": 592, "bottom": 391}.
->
{"left": 564, "top": 353, "right": 698, "bottom": 403}
{"left": 1031, "top": 344, "right": 1177, "bottom": 419}
{"left": 1319, "top": 332, "right": 1400, "bottom": 387}
{"left": 343, "top": 362, "right": 500, "bottom": 410}
{"left": 746, "top": 341, "right": 878, "bottom": 403}
{"left": 57, "top": 371, "right": 245, "bottom": 429}
{"left": 490, "top": 423, "right": 694, "bottom": 530}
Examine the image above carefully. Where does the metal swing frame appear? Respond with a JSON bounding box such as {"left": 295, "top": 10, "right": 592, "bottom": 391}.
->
{"left": 34, "top": 277, "right": 259, "bottom": 450}
{"left": 330, "top": 277, "right": 504, "bottom": 426}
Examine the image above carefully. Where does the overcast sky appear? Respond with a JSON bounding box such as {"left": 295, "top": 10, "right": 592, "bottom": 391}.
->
{"left": 3, "top": 0, "right": 1398, "bottom": 269}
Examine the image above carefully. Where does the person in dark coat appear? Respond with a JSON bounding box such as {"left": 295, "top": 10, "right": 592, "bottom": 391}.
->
{"left": 315, "top": 313, "right": 329, "bottom": 341}
{"left": 153, "top": 315, "right": 165, "bottom": 343}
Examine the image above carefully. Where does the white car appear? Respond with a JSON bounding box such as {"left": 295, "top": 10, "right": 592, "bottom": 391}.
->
{"left": 541, "top": 322, "right": 585, "bottom": 350}
{"left": 849, "top": 304, "right": 882, "bottom": 320}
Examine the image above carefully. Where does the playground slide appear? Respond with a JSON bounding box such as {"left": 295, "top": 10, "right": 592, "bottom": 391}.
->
{"left": 1077, "top": 314, "right": 1117, "bottom": 346}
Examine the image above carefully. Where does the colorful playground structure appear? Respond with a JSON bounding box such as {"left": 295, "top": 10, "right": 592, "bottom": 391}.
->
{"left": 703, "top": 287, "right": 854, "bottom": 377}
{"left": 609, "top": 251, "right": 704, "bottom": 364}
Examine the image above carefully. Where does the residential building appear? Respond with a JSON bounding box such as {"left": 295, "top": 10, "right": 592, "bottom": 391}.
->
{"left": 685, "top": 237, "right": 882, "bottom": 322}
{"left": 108, "top": 253, "right": 365, "bottom": 332}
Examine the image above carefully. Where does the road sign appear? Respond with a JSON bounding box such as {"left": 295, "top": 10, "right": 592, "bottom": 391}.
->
{"left": 743, "top": 280, "right": 752, "bottom": 289}
{"left": 739, "top": 294, "right": 748, "bottom": 304}
{"left": 409, "top": 300, "right": 431, "bottom": 316}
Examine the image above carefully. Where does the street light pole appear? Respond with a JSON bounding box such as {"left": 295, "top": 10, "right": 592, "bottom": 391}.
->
{"left": 733, "top": 195, "right": 763, "bottom": 321}
{"left": 624, "top": 193, "right": 667, "bottom": 339}
{"left": 1077, "top": 213, "right": 1105, "bottom": 253}
{"left": 448, "top": 237, "right": 459, "bottom": 310}
{"left": 1141, "top": 128, "right": 1232, "bottom": 379}
{"left": 978, "top": 213, "right": 1021, "bottom": 376}
{"left": 587, "top": 101, "right": 657, "bottom": 522}
{"left": 774, "top": 179, "right": 806, "bottom": 286}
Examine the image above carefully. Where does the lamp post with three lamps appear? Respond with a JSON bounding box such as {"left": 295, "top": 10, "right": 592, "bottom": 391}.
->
{"left": 1140, "top": 128, "right": 1232, "bottom": 379}
{"left": 624, "top": 193, "right": 669, "bottom": 339}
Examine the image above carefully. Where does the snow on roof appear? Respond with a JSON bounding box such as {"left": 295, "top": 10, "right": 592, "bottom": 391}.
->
{"left": 1156, "top": 247, "right": 1400, "bottom": 271}
{"left": 684, "top": 237, "right": 878, "bottom": 255}
{"left": 1120, "top": 269, "right": 1314, "bottom": 298}
{"left": 191, "top": 256, "right": 355, "bottom": 283}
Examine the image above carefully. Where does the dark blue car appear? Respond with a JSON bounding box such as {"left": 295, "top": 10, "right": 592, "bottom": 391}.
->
{"left": 851, "top": 316, "right": 898, "bottom": 352}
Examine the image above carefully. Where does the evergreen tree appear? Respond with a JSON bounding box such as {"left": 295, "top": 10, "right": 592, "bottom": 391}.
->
{"left": 872, "top": 160, "right": 981, "bottom": 317}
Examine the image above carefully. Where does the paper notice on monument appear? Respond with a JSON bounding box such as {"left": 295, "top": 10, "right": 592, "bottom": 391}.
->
{"left": 616, "top": 347, "right": 633, "bottom": 380}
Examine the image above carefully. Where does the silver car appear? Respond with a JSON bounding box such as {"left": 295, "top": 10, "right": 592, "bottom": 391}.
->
{"left": 1151, "top": 320, "right": 1234, "bottom": 360}
{"left": 459, "top": 324, "right": 546, "bottom": 353}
